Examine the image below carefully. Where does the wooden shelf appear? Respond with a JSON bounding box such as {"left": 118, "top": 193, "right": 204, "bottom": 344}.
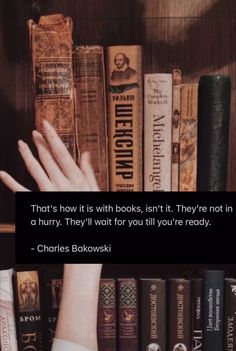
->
{"left": 0, "top": 224, "right": 15, "bottom": 234}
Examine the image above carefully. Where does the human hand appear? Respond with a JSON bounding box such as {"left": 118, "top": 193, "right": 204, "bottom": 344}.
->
{"left": 0, "top": 120, "right": 99, "bottom": 192}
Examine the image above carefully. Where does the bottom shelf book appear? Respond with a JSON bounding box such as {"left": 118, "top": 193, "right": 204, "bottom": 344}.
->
{"left": 0, "top": 265, "right": 236, "bottom": 351}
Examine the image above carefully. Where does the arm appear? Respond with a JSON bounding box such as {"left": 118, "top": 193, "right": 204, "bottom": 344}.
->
{"left": 53, "top": 264, "right": 102, "bottom": 351}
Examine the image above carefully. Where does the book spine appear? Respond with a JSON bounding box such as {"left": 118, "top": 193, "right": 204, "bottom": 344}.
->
{"left": 197, "top": 75, "right": 231, "bottom": 191}
{"left": 41, "top": 266, "right": 63, "bottom": 351}
{"left": 144, "top": 73, "right": 173, "bottom": 191}
{"left": 191, "top": 279, "right": 203, "bottom": 351}
{"left": 118, "top": 278, "right": 138, "bottom": 351}
{"left": 140, "top": 279, "right": 166, "bottom": 351}
{"left": 171, "top": 69, "right": 182, "bottom": 192}
{"left": 14, "top": 271, "right": 44, "bottom": 351}
{"left": 224, "top": 278, "right": 236, "bottom": 351}
{"left": 0, "top": 268, "right": 18, "bottom": 351}
{"left": 28, "top": 14, "right": 77, "bottom": 160}
{"left": 73, "top": 46, "right": 108, "bottom": 190}
{"left": 179, "top": 84, "right": 198, "bottom": 191}
{"left": 98, "top": 279, "right": 117, "bottom": 351}
{"left": 204, "top": 270, "right": 224, "bottom": 351}
{"left": 169, "top": 279, "right": 191, "bottom": 351}
{"left": 106, "top": 45, "right": 143, "bottom": 191}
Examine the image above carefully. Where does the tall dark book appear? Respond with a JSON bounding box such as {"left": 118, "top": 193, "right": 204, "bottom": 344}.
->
{"left": 168, "top": 279, "right": 191, "bottom": 351}
{"left": 14, "top": 270, "right": 44, "bottom": 351}
{"left": 204, "top": 270, "right": 224, "bottom": 351}
{"left": 224, "top": 278, "right": 236, "bottom": 351}
{"left": 197, "top": 75, "right": 231, "bottom": 191}
{"left": 191, "top": 279, "right": 203, "bottom": 351}
{"left": 98, "top": 279, "right": 117, "bottom": 351}
{"left": 118, "top": 278, "right": 138, "bottom": 351}
{"left": 41, "top": 266, "right": 63, "bottom": 351}
{"left": 140, "top": 279, "right": 166, "bottom": 351}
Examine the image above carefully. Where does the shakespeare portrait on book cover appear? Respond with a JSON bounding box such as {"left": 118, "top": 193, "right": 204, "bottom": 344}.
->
{"left": 111, "top": 53, "right": 137, "bottom": 82}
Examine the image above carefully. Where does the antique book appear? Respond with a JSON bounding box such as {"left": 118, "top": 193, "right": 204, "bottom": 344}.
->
{"left": 171, "top": 69, "right": 182, "bottom": 192}
{"left": 204, "top": 271, "right": 224, "bottom": 351}
{"left": 224, "top": 278, "right": 236, "bottom": 351}
{"left": 197, "top": 75, "right": 231, "bottom": 191}
{"left": 73, "top": 46, "right": 108, "bottom": 190}
{"left": 118, "top": 278, "right": 138, "bottom": 351}
{"left": 0, "top": 268, "right": 18, "bottom": 351}
{"left": 140, "top": 279, "right": 166, "bottom": 351}
{"left": 191, "top": 279, "right": 203, "bottom": 351}
{"left": 98, "top": 279, "right": 117, "bottom": 351}
{"left": 169, "top": 279, "right": 191, "bottom": 351}
{"left": 179, "top": 84, "right": 198, "bottom": 191}
{"left": 106, "top": 45, "right": 143, "bottom": 191}
{"left": 28, "top": 14, "right": 77, "bottom": 160}
{"left": 144, "top": 73, "right": 172, "bottom": 191}
{"left": 14, "top": 271, "right": 43, "bottom": 351}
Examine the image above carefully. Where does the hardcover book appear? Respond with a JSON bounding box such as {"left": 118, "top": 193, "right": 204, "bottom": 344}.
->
{"left": 171, "top": 69, "right": 182, "bottom": 192}
{"left": 224, "top": 278, "right": 236, "bottom": 351}
{"left": 144, "top": 73, "right": 172, "bottom": 191}
{"left": 140, "top": 279, "right": 166, "bottom": 351}
{"left": 179, "top": 84, "right": 198, "bottom": 191}
{"left": 106, "top": 45, "right": 143, "bottom": 191}
{"left": 191, "top": 279, "right": 203, "bottom": 351}
{"left": 197, "top": 75, "right": 231, "bottom": 191}
{"left": 73, "top": 46, "right": 108, "bottom": 190}
{"left": 169, "top": 279, "right": 191, "bottom": 351}
{"left": 98, "top": 279, "right": 117, "bottom": 351}
{"left": 204, "top": 270, "right": 224, "bottom": 351}
{"left": 14, "top": 271, "right": 44, "bottom": 351}
{"left": 28, "top": 14, "right": 77, "bottom": 160}
{"left": 0, "top": 268, "right": 18, "bottom": 351}
{"left": 118, "top": 278, "right": 138, "bottom": 351}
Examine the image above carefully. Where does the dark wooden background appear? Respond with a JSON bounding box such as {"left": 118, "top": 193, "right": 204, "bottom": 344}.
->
{"left": 1, "top": 0, "right": 236, "bottom": 224}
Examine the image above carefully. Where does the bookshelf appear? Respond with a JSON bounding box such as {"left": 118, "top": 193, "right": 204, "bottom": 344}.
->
{"left": 0, "top": 0, "right": 236, "bottom": 224}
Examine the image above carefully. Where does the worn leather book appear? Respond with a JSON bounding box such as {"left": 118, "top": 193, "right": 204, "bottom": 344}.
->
{"left": 197, "top": 75, "right": 231, "bottom": 191}
{"left": 140, "top": 279, "right": 166, "bottom": 351}
{"left": 169, "top": 279, "right": 191, "bottom": 351}
{"left": 106, "top": 46, "right": 143, "bottom": 191}
{"left": 0, "top": 268, "right": 18, "bottom": 351}
{"left": 28, "top": 14, "right": 77, "bottom": 160}
{"left": 179, "top": 84, "right": 198, "bottom": 191}
{"left": 98, "top": 279, "right": 117, "bottom": 351}
{"left": 118, "top": 278, "right": 138, "bottom": 351}
{"left": 204, "top": 271, "right": 224, "bottom": 351}
{"left": 144, "top": 74, "right": 173, "bottom": 191}
{"left": 73, "top": 46, "right": 108, "bottom": 190}
{"left": 14, "top": 270, "right": 43, "bottom": 351}
{"left": 172, "top": 69, "right": 182, "bottom": 192}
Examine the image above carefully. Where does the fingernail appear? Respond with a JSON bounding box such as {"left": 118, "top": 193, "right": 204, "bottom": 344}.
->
{"left": 42, "top": 119, "right": 51, "bottom": 133}
{"left": 18, "top": 140, "right": 26, "bottom": 150}
{"left": 32, "top": 130, "right": 41, "bottom": 138}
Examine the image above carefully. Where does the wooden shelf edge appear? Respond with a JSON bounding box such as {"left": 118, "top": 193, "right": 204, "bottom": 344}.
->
{"left": 0, "top": 223, "right": 15, "bottom": 234}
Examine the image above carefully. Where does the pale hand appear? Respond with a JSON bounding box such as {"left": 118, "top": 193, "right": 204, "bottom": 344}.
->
{"left": 0, "top": 120, "right": 99, "bottom": 192}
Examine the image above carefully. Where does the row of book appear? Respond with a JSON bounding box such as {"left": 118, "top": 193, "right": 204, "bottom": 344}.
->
{"left": 29, "top": 14, "right": 231, "bottom": 192}
{"left": 0, "top": 269, "right": 235, "bottom": 351}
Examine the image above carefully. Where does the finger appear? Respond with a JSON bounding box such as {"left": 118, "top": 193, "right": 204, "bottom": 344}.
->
{"left": 80, "top": 152, "right": 100, "bottom": 191}
{"left": 42, "top": 120, "right": 83, "bottom": 181}
{"left": 32, "top": 130, "right": 67, "bottom": 184}
{"left": 18, "top": 140, "right": 53, "bottom": 191}
{"left": 0, "top": 171, "right": 30, "bottom": 192}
